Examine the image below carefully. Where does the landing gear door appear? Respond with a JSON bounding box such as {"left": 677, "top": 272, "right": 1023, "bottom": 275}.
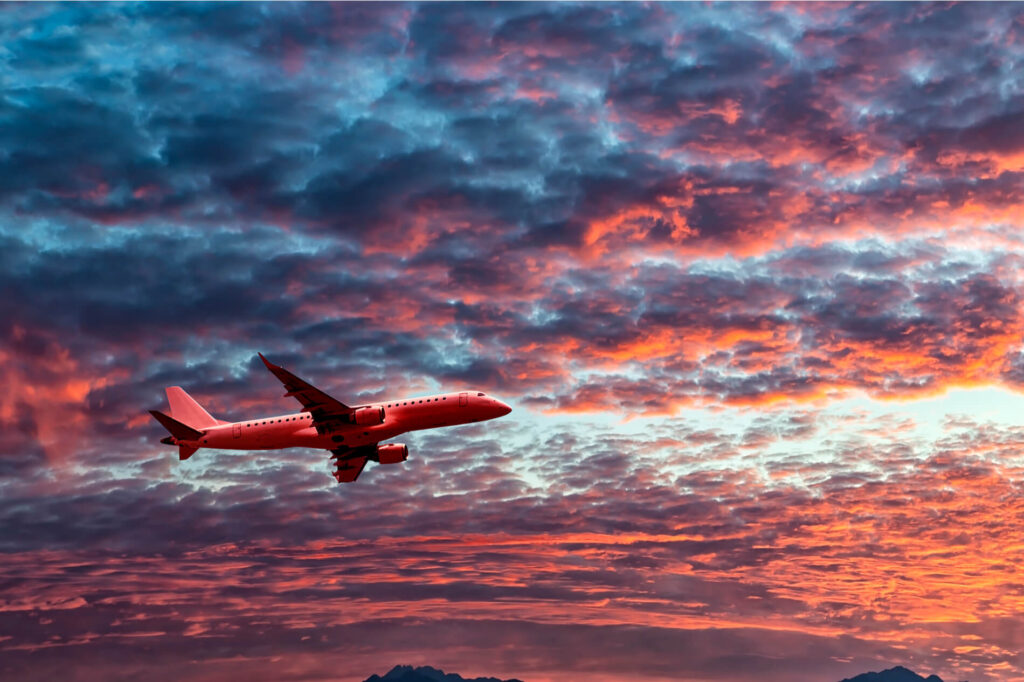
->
{"left": 459, "top": 392, "right": 468, "bottom": 407}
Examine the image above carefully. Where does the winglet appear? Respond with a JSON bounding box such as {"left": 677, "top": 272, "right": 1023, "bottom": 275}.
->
{"left": 258, "top": 352, "right": 274, "bottom": 370}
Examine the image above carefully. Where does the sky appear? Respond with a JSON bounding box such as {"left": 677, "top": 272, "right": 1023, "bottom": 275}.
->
{"left": 3, "top": 2, "right": 1024, "bottom": 681}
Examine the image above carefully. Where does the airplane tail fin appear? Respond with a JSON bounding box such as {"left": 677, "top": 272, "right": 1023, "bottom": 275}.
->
{"left": 165, "top": 387, "right": 220, "bottom": 429}
{"left": 177, "top": 444, "right": 199, "bottom": 461}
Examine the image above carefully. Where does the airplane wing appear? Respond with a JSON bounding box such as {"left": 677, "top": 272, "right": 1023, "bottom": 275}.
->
{"left": 258, "top": 353, "right": 352, "bottom": 427}
{"left": 332, "top": 454, "right": 368, "bottom": 482}
{"left": 331, "top": 446, "right": 372, "bottom": 482}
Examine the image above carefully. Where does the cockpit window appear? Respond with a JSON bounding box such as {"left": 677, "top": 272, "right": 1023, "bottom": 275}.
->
{"left": 477, "top": 392, "right": 485, "bottom": 396}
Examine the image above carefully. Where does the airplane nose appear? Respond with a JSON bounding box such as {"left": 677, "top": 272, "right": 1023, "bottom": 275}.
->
{"left": 496, "top": 400, "right": 512, "bottom": 416}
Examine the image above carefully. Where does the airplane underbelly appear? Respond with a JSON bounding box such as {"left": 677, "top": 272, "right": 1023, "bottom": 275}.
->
{"left": 316, "top": 423, "right": 405, "bottom": 449}
{"left": 207, "top": 423, "right": 408, "bottom": 452}
{"left": 289, "top": 427, "right": 324, "bottom": 447}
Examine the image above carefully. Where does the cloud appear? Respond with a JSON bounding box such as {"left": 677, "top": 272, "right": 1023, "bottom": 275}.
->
{"left": 5, "top": 3, "right": 1024, "bottom": 681}
{"left": 5, "top": 415, "right": 1024, "bottom": 681}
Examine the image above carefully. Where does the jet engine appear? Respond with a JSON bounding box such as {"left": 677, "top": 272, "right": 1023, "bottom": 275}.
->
{"left": 353, "top": 406, "right": 385, "bottom": 426}
{"left": 375, "top": 443, "right": 408, "bottom": 464}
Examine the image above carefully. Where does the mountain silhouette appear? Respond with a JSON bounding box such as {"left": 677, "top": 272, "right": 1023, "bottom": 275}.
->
{"left": 840, "top": 666, "right": 946, "bottom": 682}
{"left": 363, "top": 665, "right": 523, "bottom": 682}
{"left": 364, "top": 664, "right": 957, "bottom": 682}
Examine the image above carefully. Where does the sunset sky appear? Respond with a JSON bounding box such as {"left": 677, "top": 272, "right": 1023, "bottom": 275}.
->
{"left": 4, "top": 2, "right": 1024, "bottom": 681}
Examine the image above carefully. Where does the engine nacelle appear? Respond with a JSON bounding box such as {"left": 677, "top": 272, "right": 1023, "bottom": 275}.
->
{"left": 353, "top": 405, "right": 385, "bottom": 426}
{"left": 376, "top": 443, "right": 408, "bottom": 465}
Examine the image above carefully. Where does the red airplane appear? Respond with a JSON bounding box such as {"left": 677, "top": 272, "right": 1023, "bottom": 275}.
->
{"left": 150, "top": 353, "right": 512, "bottom": 482}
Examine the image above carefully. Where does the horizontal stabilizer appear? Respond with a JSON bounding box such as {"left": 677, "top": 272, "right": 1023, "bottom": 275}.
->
{"left": 149, "top": 410, "right": 204, "bottom": 441}
{"left": 179, "top": 444, "right": 199, "bottom": 461}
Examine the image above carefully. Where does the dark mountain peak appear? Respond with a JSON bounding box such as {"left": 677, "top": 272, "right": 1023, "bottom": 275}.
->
{"left": 840, "top": 665, "right": 947, "bottom": 682}
{"left": 363, "top": 665, "right": 523, "bottom": 682}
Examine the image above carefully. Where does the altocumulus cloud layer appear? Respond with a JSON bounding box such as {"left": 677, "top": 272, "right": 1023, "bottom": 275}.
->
{"left": 4, "top": 3, "right": 1024, "bottom": 681}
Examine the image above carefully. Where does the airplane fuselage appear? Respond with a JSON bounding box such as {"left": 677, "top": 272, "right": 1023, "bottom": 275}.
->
{"left": 151, "top": 353, "right": 512, "bottom": 481}
{"left": 178, "top": 390, "right": 509, "bottom": 452}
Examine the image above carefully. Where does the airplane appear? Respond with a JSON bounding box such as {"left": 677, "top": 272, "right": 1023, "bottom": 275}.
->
{"left": 149, "top": 353, "right": 512, "bottom": 482}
